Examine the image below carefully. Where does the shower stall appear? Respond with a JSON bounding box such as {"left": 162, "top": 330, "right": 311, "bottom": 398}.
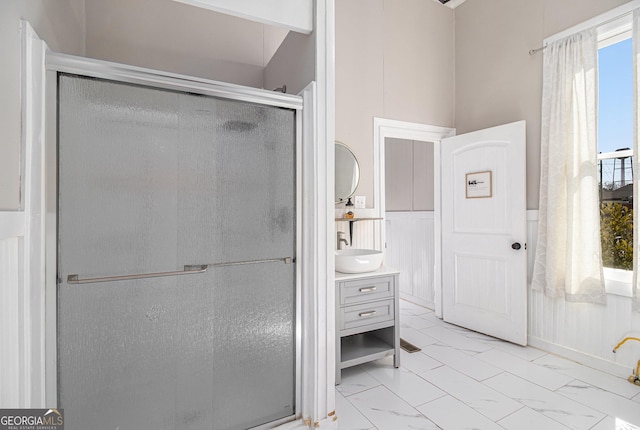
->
{"left": 49, "top": 58, "right": 302, "bottom": 430}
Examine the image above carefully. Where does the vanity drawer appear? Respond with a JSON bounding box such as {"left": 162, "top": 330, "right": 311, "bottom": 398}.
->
{"left": 339, "top": 276, "right": 394, "bottom": 305}
{"left": 340, "top": 299, "right": 395, "bottom": 331}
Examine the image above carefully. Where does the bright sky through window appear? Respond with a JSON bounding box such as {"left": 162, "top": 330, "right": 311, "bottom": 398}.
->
{"left": 598, "top": 38, "right": 633, "bottom": 154}
{"left": 597, "top": 36, "right": 634, "bottom": 272}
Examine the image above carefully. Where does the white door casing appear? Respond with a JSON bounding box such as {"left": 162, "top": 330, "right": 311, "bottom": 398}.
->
{"left": 374, "top": 117, "right": 456, "bottom": 317}
{"left": 441, "top": 121, "right": 527, "bottom": 346}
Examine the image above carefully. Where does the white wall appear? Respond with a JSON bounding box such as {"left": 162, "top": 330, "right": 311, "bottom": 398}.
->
{"left": 0, "top": 0, "right": 85, "bottom": 210}
{"left": 335, "top": 0, "right": 454, "bottom": 209}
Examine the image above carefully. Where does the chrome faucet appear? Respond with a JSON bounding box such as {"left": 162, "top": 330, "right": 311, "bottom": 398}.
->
{"left": 337, "top": 231, "right": 349, "bottom": 250}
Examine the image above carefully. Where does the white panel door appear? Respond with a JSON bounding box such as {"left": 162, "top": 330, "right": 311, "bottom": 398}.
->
{"left": 441, "top": 121, "right": 527, "bottom": 345}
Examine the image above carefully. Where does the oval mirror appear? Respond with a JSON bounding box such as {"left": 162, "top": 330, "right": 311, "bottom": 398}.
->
{"left": 335, "top": 142, "right": 360, "bottom": 203}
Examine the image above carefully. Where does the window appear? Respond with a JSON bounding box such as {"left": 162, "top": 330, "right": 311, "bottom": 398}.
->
{"left": 597, "top": 16, "right": 634, "bottom": 293}
{"left": 535, "top": 7, "right": 639, "bottom": 301}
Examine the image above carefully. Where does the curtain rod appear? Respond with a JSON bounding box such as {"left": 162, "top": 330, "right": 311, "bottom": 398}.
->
{"left": 529, "top": 2, "right": 639, "bottom": 56}
{"left": 529, "top": 45, "right": 547, "bottom": 56}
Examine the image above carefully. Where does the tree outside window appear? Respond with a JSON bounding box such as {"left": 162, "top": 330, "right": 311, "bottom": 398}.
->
{"left": 598, "top": 37, "right": 634, "bottom": 270}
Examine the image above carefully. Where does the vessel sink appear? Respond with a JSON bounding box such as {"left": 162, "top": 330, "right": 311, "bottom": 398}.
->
{"left": 335, "top": 249, "right": 384, "bottom": 274}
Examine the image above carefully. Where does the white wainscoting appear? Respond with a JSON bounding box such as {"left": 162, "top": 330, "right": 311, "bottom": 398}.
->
{"left": 335, "top": 219, "right": 382, "bottom": 251}
{"left": 385, "top": 211, "right": 435, "bottom": 309}
{"left": 526, "top": 210, "right": 640, "bottom": 376}
{"left": 0, "top": 214, "right": 24, "bottom": 407}
{"left": 0, "top": 22, "right": 46, "bottom": 407}
{"left": 382, "top": 209, "right": 640, "bottom": 376}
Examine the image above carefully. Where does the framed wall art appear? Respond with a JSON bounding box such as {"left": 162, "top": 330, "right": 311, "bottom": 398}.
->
{"left": 465, "top": 171, "right": 492, "bottom": 198}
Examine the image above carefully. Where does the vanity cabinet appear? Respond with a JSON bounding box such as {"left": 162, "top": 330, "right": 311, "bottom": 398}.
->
{"left": 335, "top": 268, "right": 400, "bottom": 384}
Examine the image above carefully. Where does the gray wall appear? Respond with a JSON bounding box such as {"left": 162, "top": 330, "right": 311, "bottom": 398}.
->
{"left": 350, "top": 0, "right": 631, "bottom": 212}
{"left": 336, "top": 0, "right": 454, "bottom": 209}
{"left": 264, "top": 31, "right": 316, "bottom": 96}
{"left": 6, "top": 0, "right": 627, "bottom": 213}
{"left": 0, "top": 0, "right": 301, "bottom": 210}
{"left": 454, "top": 0, "right": 631, "bottom": 209}
{"left": 385, "top": 138, "right": 435, "bottom": 212}
{"left": 0, "top": 0, "right": 85, "bottom": 210}
{"left": 84, "top": 0, "right": 288, "bottom": 88}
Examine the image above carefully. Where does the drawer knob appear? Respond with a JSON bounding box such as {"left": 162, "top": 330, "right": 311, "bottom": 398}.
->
{"left": 359, "top": 310, "right": 377, "bottom": 318}
{"left": 359, "top": 287, "right": 377, "bottom": 293}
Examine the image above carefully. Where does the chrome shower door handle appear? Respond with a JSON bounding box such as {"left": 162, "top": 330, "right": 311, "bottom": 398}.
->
{"left": 66, "top": 264, "right": 208, "bottom": 284}
{"left": 66, "top": 256, "right": 295, "bottom": 285}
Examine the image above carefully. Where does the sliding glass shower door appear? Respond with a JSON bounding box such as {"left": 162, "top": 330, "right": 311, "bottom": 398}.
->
{"left": 56, "top": 74, "right": 297, "bottom": 430}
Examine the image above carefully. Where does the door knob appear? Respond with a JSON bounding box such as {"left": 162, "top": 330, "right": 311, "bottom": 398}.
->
{"left": 511, "top": 242, "right": 522, "bottom": 250}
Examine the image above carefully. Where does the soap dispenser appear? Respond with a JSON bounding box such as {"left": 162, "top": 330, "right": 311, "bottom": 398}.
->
{"left": 345, "top": 197, "right": 355, "bottom": 219}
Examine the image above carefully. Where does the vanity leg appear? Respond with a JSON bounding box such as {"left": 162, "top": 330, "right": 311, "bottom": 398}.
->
{"left": 336, "top": 334, "right": 341, "bottom": 385}
{"left": 393, "top": 272, "right": 400, "bottom": 369}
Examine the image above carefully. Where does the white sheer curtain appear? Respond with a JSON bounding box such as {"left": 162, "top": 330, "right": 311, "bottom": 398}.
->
{"left": 532, "top": 27, "right": 606, "bottom": 304}
{"left": 634, "top": 10, "right": 640, "bottom": 311}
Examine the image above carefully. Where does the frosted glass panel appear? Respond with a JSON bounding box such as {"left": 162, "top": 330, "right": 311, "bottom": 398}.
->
{"left": 57, "top": 74, "right": 296, "bottom": 430}
{"left": 176, "top": 92, "right": 296, "bottom": 264}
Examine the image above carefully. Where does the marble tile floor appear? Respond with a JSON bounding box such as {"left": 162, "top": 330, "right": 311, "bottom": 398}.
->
{"left": 335, "top": 299, "right": 640, "bottom": 430}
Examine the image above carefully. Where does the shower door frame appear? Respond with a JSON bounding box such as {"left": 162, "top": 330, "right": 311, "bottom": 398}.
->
{"left": 43, "top": 52, "right": 304, "bottom": 429}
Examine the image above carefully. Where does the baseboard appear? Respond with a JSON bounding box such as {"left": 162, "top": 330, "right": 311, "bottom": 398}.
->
{"left": 528, "top": 336, "right": 633, "bottom": 378}
{"left": 399, "top": 292, "right": 435, "bottom": 311}
{"left": 276, "top": 416, "right": 338, "bottom": 430}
